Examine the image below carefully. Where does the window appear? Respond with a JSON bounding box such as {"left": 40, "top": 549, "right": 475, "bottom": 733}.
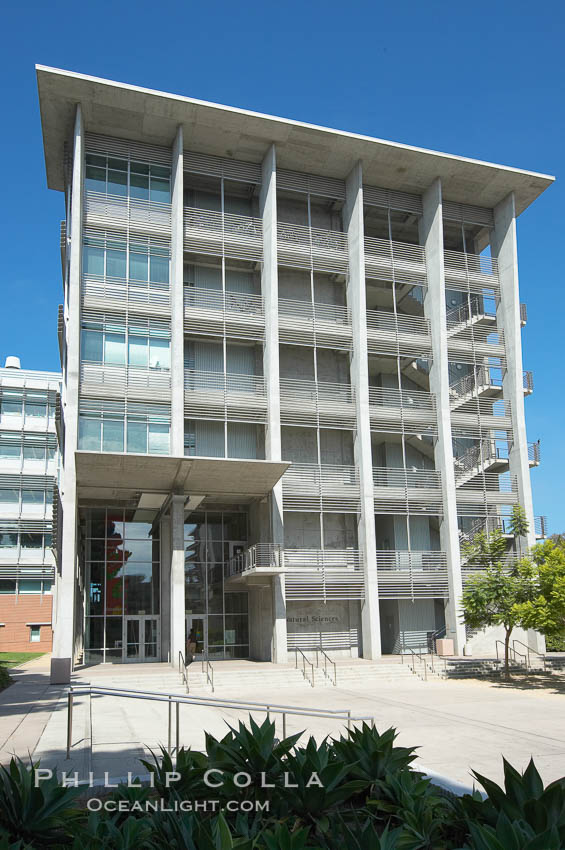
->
{"left": 29, "top": 626, "right": 41, "bottom": 643}
{"left": 1, "top": 392, "right": 22, "bottom": 416}
{"left": 85, "top": 153, "right": 171, "bottom": 203}
{"left": 83, "top": 235, "right": 169, "bottom": 286}
{"left": 81, "top": 323, "right": 170, "bottom": 369}
{"left": 19, "top": 580, "right": 42, "bottom": 594}
{"left": 0, "top": 488, "right": 18, "bottom": 504}
{"left": 0, "top": 580, "right": 16, "bottom": 594}
{"left": 0, "top": 533, "right": 17, "bottom": 549}
{"left": 25, "top": 393, "right": 47, "bottom": 418}
{"left": 22, "top": 490, "right": 44, "bottom": 507}
{"left": 0, "top": 436, "right": 21, "bottom": 459}
{"left": 23, "top": 444, "right": 46, "bottom": 461}
{"left": 21, "top": 533, "right": 43, "bottom": 550}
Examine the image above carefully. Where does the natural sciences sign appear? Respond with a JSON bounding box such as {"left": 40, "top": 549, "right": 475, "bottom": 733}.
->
{"left": 286, "top": 615, "right": 340, "bottom": 625}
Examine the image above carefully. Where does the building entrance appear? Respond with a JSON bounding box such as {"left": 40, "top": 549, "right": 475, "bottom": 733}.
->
{"left": 123, "top": 616, "right": 160, "bottom": 662}
{"left": 186, "top": 615, "right": 206, "bottom": 660}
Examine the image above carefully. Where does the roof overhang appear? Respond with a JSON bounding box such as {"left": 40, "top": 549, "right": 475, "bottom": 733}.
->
{"left": 74, "top": 451, "right": 289, "bottom": 503}
{"left": 37, "top": 65, "right": 554, "bottom": 215}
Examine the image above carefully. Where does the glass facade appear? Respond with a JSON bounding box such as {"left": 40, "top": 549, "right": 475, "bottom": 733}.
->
{"left": 83, "top": 507, "right": 160, "bottom": 664}
{"left": 184, "top": 511, "right": 249, "bottom": 659}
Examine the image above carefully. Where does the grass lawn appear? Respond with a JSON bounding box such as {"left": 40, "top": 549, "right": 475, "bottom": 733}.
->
{"left": 0, "top": 652, "right": 45, "bottom": 668}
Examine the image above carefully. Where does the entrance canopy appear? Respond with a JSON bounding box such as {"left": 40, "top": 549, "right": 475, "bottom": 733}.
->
{"left": 75, "top": 451, "right": 290, "bottom": 503}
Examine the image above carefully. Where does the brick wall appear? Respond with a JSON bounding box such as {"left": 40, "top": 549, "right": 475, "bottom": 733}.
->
{"left": 0, "top": 594, "right": 53, "bottom": 652}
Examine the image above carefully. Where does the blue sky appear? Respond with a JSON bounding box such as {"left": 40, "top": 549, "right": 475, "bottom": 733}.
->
{"left": 2, "top": 0, "right": 564, "bottom": 532}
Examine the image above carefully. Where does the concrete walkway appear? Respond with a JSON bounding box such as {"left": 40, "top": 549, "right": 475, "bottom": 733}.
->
{"left": 0, "top": 654, "right": 65, "bottom": 765}
{"left": 3, "top": 660, "right": 565, "bottom": 789}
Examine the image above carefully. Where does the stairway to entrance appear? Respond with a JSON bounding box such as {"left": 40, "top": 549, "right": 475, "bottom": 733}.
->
{"left": 73, "top": 657, "right": 420, "bottom": 692}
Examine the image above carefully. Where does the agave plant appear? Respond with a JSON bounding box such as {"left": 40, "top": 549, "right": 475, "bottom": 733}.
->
{"left": 280, "top": 735, "right": 369, "bottom": 823}
{"left": 140, "top": 744, "right": 208, "bottom": 801}
{"left": 460, "top": 757, "right": 565, "bottom": 842}
{"left": 465, "top": 812, "right": 561, "bottom": 850}
{"left": 332, "top": 724, "right": 417, "bottom": 785}
{"left": 0, "top": 757, "right": 83, "bottom": 845}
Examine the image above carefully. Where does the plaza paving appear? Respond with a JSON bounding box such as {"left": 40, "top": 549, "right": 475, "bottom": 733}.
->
{"left": 2, "top": 655, "right": 565, "bottom": 789}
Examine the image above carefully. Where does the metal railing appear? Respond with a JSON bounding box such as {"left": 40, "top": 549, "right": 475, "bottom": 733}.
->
{"left": 202, "top": 657, "right": 214, "bottom": 692}
{"left": 183, "top": 207, "right": 263, "bottom": 261}
{"left": 184, "top": 286, "right": 263, "bottom": 317}
{"left": 366, "top": 309, "right": 430, "bottom": 337}
{"left": 446, "top": 294, "right": 495, "bottom": 327}
{"left": 373, "top": 466, "right": 441, "bottom": 490}
{"left": 523, "top": 370, "right": 534, "bottom": 393}
{"left": 178, "top": 650, "right": 189, "bottom": 693}
{"left": 368, "top": 386, "right": 435, "bottom": 412}
{"left": 520, "top": 303, "right": 528, "bottom": 325}
{"left": 315, "top": 648, "right": 337, "bottom": 686}
{"left": 226, "top": 543, "right": 282, "bottom": 577}
{"left": 278, "top": 297, "right": 350, "bottom": 327}
{"left": 449, "top": 367, "right": 502, "bottom": 401}
{"left": 65, "top": 685, "right": 374, "bottom": 758}
{"left": 528, "top": 442, "right": 541, "bottom": 465}
{"left": 495, "top": 640, "right": 527, "bottom": 669}
{"left": 295, "top": 648, "right": 315, "bottom": 687}
{"left": 443, "top": 249, "right": 499, "bottom": 279}
{"left": 401, "top": 646, "right": 428, "bottom": 680}
{"left": 512, "top": 639, "right": 546, "bottom": 671}
{"left": 80, "top": 362, "right": 171, "bottom": 400}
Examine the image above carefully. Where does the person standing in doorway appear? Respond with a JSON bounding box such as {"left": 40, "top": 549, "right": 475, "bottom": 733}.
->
{"left": 187, "top": 628, "right": 197, "bottom": 661}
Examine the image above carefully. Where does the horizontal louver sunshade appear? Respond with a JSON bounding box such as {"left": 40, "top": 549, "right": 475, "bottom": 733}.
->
{"left": 86, "top": 133, "right": 171, "bottom": 166}
{"left": 278, "top": 169, "right": 346, "bottom": 200}
{"left": 363, "top": 185, "right": 422, "bottom": 214}
{"left": 443, "top": 200, "right": 494, "bottom": 227}
{"left": 184, "top": 151, "right": 261, "bottom": 184}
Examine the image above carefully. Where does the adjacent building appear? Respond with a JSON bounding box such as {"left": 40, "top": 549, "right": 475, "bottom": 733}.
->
{"left": 0, "top": 358, "right": 60, "bottom": 651}
{"left": 36, "top": 66, "right": 551, "bottom": 683}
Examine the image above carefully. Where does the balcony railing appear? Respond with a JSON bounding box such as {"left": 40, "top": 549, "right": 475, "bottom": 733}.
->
{"left": 282, "top": 464, "right": 360, "bottom": 512}
{"left": 368, "top": 386, "right": 437, "bottom": 436}
{"left": 363, "top": 237, "right": 426, "bottom": 280}
{"left": 183, "top": 207, "right": 263, "bottom": 261}
{"left": 369, "top": 386, "right": 435, "bottom": 412}
{"left": 528, "top": 441, "right": 541, "bottom": 465}
{"left": 278, "top": 298, "right": 352, "bottom": 349}
{"left": 225, "top": 543, "right": 282, "bottom": 577}
{"left": 520, "top": 303, "right": 527, "bottom": 325}
{"left": 284, "top": 548, "right": 365, "bottom": 602}
{"left": 459, "top": 514, "right": 548, "bottom": 543}
{"left": 373, "top": 467, "right": 443, "bottom": 515}
{"left": 376, "top": 550, "right": 449, "bottom": 599}
{"left": 82, "top": 275, "right": 170, "bottom": 314}
{"left": 280, "top": 378, "right": 355, "bottom": 428}
{"left": 184, "top": 286, "right": 264, "bottom": 340}
{"left": 523, "top": 370, "right": 534, "bottom": 393}
{"left": 443, "top": 249, "right": 499, "bottom": 281}
{"left": 184, "top": 370, "right": 267, "bottom": 422}
{"left": 85, "top": 191, "right": 171, "bottom": 236}
{"left": 80, "top": 362, "right": 171, "bottom": 401}
{"left": 276, "top": 222, "right": 348, "bottom": 274}
{"left": 449, "top": 367, "right": 502, "bottom": 406}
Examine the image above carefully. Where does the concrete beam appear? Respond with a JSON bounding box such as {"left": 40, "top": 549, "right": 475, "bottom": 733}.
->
{"left": 491, "top": 193, "right": 537, "bottom": 551}
{"left": 51, "top": 104, "right": 84, "bottom": 684}
{"left": 421, "top": 178, "right": 466, "bottom": 654}
{"left": 260, "top": 144, "right": 287, "bottom": 663}
{"left": 344, "top": 160, "right": 381, "bottom": 659}
{"left": 170, "top": 126, "right": 185, "bottom": 457}
{"left": 169, "top": 495, "right": 186, "bottom": 666}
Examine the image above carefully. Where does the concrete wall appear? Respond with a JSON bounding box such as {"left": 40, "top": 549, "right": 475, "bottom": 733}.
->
{"left": 286, "top": 599, "right": 360, "bottom": 656}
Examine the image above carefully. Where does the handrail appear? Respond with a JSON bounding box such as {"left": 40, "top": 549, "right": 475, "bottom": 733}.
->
{"left": 401, "top": 646, "right": 428, "bottom": 681}
{"left": 512, "top": 639, "right": 546, "bottom": 672}
{"left": 295, "top": 648, "right": 315, "bottom": 687}
{"left": 178, "top": 650, "right": 190, "bottom": 693}
{"left": 65, "top": 684, "right": 371, "bottom": 758}
{"left": 495, "top": 640, "right": 527, "bottom": 669}
{"left": 202, "top": 656, "right": 214, "bottom": 692}
{"left": 315, "top": 648, "right": 337, "bottom": 686}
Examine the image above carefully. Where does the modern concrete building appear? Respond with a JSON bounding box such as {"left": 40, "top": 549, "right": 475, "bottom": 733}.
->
{"left": 36, "top": 66, "right": 551, "bottom": 683}
{"left": 0, "top": 357, "right": 60, "bottom": 652}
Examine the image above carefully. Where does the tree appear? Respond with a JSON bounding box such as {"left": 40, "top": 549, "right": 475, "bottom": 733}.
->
{"left": 461, "top": 560, "right": 537, "bottom": 678}
{"left": 513, "top": 541, "right": 565, "bottom": 644}
{"left": 509, "top": 504, "right": 530, "bottom": 559}
{"left": 461, "top": 528, "right": 507, "bottom": 571}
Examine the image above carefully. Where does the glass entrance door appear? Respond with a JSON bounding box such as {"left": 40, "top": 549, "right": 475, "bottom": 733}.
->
{"left": 186, "top": 615, "right": 207, "bottom": 660}
{"left": 124, "top": 616, "right": 160, "bottom": 662}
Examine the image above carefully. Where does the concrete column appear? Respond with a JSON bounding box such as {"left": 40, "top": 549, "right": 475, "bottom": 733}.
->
{"left": 260, "top": 144, "right": 287, "bottom": 662}
{"left": 51, "top": 105, "right": 84, "bottom": 684}
{"left": 170, "top": 126, "right": 185, "bottom": 456}
{"left": 421, "top": 178, "right": 466, "bottom": 654}
{"left": 170, "top": 495, "right": 186, "bottom": 665}
{"left": 343, "top": 161, "right": 381, "bottom": 658}
{"left": 491, "top": 193, "right": 536, "bottom": 551}
{"left": 160, "top": 514, "right": 171, "bottom": 661}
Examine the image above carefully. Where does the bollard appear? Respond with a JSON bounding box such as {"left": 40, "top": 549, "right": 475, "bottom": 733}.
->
{"left": 282, "top": 713, "right": 287, "bottom": 739}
